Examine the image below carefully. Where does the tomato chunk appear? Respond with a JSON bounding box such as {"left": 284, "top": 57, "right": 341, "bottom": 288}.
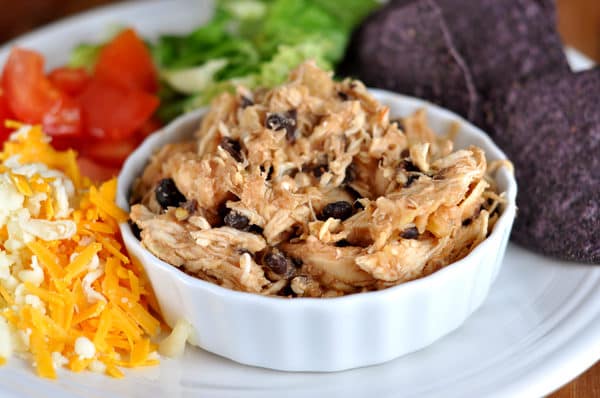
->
{"left": 48, "top": 67, "right": 90, "bottom": 96}
{"left": 95, "top": 29, "right": 158, "bottom": 93}
{"left": 78, "top": 76, "right": 159, "bottom": 140}
{"left": 82, "top": 136, "right": 142, "bottom": 167}
{"left": 137, "top": 118, "right": 162, "bottom": 139}
{"left": 77, "top": 156, "right": 120, "bottom": 183}
{"left": 0, "top": 90, "right": 14, "bottom": 143}
{"left": 1, "top": 47, "right": 82, "bottom": 136}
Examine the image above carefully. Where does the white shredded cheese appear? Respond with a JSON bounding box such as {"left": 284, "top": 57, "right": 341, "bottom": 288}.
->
{"left": 158, "top": 319, "right": 192, "bottom": 358}
{"left": 21, "top": 219, "right": 77, "bottom": 241}
{"left": 24, "top": 294, "right": 46, "bottom": 314}
{"left": 81, "top": 269, "right": 106, "bottom": 304}
{"left": 51, "top": 351, "right": 68, "bottom": 370}
{"left": 0, "top": 251, "right": 14, "bottom": 281}
{"left": 17, "top": 255, "right": 44, "bottom": 287}
{"left": 74, "top": 337, "right": 96, "bottom": 360}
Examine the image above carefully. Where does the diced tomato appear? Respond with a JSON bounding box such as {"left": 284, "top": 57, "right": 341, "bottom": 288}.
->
{"left": 49, "top": 135, "right": 83, "bottom": 151}
{"left": 0, "top": 90, "right": 14, "bottom": 143}
{"left": 82, "top": 135, "right": 141, "bottom": 167}
{"left": 137, "top": 118, "right": 162, "bottom": 139}
{"left": 41, "top": 96, "right": 83, "bottom": 137}
{"left": 1, "top": 47, "right": 82, "bottom": 136}
{"left": 78, "top": 76, "right": 158, "bottom": 140}
{"left": 95, "top": 29, "right": 158, "bottom": 93}
{"left": 48, "top": 67, "right": 90, "bottom": 96}
{"left": 77, "top": 156, "right": 120, "bottom": 182}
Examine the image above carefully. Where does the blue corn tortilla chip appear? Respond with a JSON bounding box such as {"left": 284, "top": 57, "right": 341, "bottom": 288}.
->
{"left": 491, "top": 68, "right": 600, "bottom": 263}
{"left": 434, "top": 0, "right": 569, "bottom": 98}
{"left": 344, "top": 0, "right": 479, "bottom": 120}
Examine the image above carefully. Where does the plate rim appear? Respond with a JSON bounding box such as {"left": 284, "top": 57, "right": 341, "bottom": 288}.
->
{"left": 0, "top": 1, "right": 598, "bottom": 397}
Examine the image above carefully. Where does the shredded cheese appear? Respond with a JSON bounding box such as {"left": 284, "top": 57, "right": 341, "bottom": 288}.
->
{"left": 0, "top": 122, "right": 163, "bottom": 379}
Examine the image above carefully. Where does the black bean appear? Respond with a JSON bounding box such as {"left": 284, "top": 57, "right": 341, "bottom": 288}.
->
{"left": 278, "top": 283, "right": 296, "bottom": 297}
{"left": 219, "top": 137, "right": 243, "bottom": 162}
{"left": 260, "top": 165, "right": 274, "bottom": 181}
{"left": 263, "top": 251, "right": 292, "bottom": 275}
{"left": 321, "top": 201, "right": 354, "bottom": 221}
{"left": 248, "top": 224, "right": 264, "bottom": 234}
{"left": 335, "top": 239, "right": 351, "bottom": 247}
{"left": 343, "top": 163, "right": 357, "bottom": 184}
{"left": 291, "top": 257, "right": 303, "bottom": 268}
{"left": 405, "top": 174, "right": 419, "bottom": 187}
{"left": 155, "top": 178, "right": 187, "bottom": 209}
{"left": 265, "top": 113, "right": 286, "bottom": 131}
{"left": 224, "top": 211, "right": 250, "bottom": 231}
{"left": 129, "top": 221, "right": 141, "bottom": 240}
{"left": 400, "top": 226, "right": 419, "bottom": 239}
{"left": 284, "top": 109, "right": 298, "bottom": 142}
{"left": 240, "top": 96, "right": 254, "bottom": 108}
{"left": 302, "top": 163, "right": 328, "bottom": 178}
{"left": 401, "top": 159, "right": 420, "bottom": 172}
{"left": 265, "top": 110, "right": 297, "bottom": 142}
{"left": 337, "top": 91, "right": 349, "bottom": 101}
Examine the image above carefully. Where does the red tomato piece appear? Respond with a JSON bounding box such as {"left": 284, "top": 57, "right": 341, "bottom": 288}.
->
{"left": 1, "top": 47, "right": 82, "bottom": 136}
{"left": 82, "top": 136, "right": 141, "bottom": 167}
{"left": 77, "top": 76, "right": 159, "bottom": 140}
{"left": 0, "top": 90, "right": 14, "bottom": 143}
{"left": 48, "top": 67, "right": 90, "bottom": 96}
{"left": 77, "top": 156, "right": 120, "bottom": 183}
{"left": 95, "top": 29, "right": 158, "bottom": 93}
{"left": 136, "top": 118, "right": 162, "bottom": 139}
{"left": 41, "top": 95, "right": 83, "bottom": 137}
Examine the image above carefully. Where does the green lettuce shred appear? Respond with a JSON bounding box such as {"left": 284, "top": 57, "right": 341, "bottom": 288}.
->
{"left": 152, "top": 0, "right": 379, "bottom": 122}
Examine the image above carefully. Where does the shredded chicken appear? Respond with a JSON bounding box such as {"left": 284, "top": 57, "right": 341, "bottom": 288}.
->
{"left": 130, "top": 61, "right": 508, "bottom": 297}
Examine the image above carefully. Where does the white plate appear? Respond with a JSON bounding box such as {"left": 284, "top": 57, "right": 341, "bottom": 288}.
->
{"left": 0, "top": 1, "right": 598, "bottom": 397}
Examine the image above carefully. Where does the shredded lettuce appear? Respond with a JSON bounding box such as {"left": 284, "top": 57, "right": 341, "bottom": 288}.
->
{"left": 253, "top": 42, "right": 332, "bottom": 88}
{"left": 68, "top": 44, "right": 101, "bottom": 72}
{"left": 161, "top": 59, "right": 229, "bottom": 94}
{"left": 151, "top": 0, "right": 379, "bottom": 122}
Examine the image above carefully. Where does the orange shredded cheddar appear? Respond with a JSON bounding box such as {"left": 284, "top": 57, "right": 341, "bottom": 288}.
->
{"left": 63, "top": 242, "right": 102, "bottom": 282}
{"left": 106, "top": 364, "right": 124, "bottom": 379}
{"left": 10, "top": 173, "right": 33, "bottom": 196}
{"left": 0, "top": 285, "right": 13, "bottom": 306}
{"left": 30, "top": 329, "right": 56, "bottom": 379}
{"left": 0, "top": 123, "right": 163, "bottom": 379}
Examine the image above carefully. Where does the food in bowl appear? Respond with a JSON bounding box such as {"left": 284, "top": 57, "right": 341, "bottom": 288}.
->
{"left": 129, "top": 62, "right": 509, "bottom": 298}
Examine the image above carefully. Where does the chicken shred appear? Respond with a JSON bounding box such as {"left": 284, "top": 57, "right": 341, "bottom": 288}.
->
{"left": 130, "top": 61, "right": 507, "bottom": 297}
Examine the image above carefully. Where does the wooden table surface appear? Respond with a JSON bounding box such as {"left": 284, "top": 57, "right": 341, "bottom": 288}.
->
{"left": 0, "top": 0, "right": 598, "bottom": 396}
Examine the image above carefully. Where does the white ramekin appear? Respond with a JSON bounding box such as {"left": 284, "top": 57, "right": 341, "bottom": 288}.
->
{"left": 117, "top": 90, "right": 517, "bottom": 372}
